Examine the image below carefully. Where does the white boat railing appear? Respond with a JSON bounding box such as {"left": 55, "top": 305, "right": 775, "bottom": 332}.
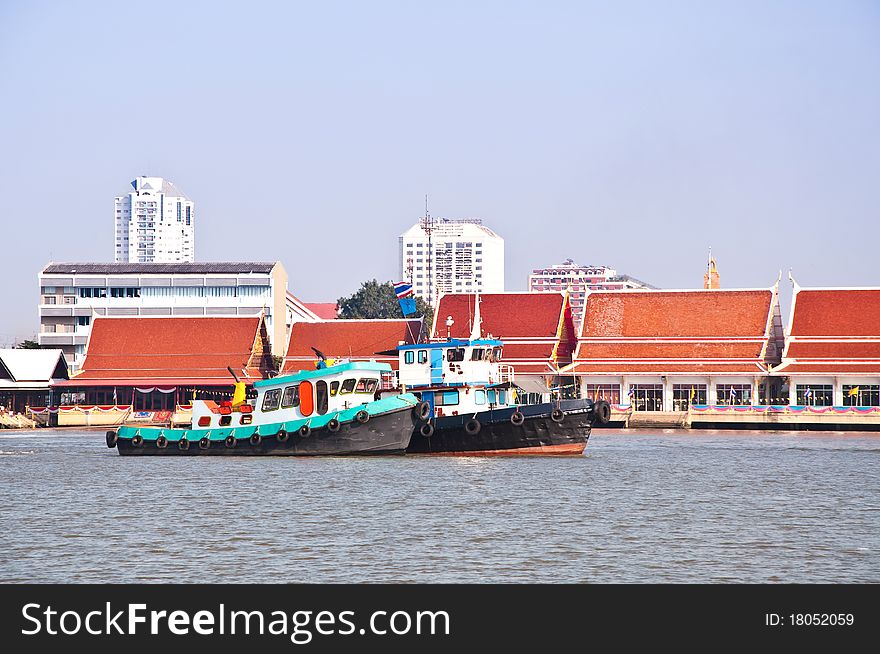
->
{"left": 497, "top": 365, "right": 515, "bottom": 384}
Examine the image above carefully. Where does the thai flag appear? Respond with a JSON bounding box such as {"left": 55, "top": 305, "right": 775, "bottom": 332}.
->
{"left": 394, "top": 281, "right": 413, "bottom": 299}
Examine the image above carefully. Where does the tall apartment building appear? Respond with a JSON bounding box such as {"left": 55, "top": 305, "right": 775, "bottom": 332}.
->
{"left": 115, "top": 176, "right": 195, "bottom": 263}
{"left": 528, "top": 259, "right": 655, "bottom": 325}
{"left": 399, "top": 218, "right": 504, "bottom": 304}
{"left": 37, "top": 262, "right": 319, "bottom": 371}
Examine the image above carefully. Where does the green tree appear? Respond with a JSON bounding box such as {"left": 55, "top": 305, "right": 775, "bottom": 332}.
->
{"left": 15, "top": 339, "right": 41, "bottom": 349}
{"left": 337, "top": 279, "right": 433, "bottom": 327}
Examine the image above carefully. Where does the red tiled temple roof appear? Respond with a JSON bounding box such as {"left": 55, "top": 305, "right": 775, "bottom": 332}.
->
{"left": 575, "top": 289, "right": 778, "bottom": 375}
{"left": 580, "top": 290, "right": 773, "bottom": 338}
{"left": 431, "top": 293, "right": 574, "bottom": 373}
{"left": 788, "top": 289, "right": 880, "bottom": 337}
{"left": 59, "top": 316, "right": 273, "bottom": 386}
{"left": 282, "top": 319, "right": 423, "bottom": 373}
{"left": 303, "top": 303, "right": 339, "bottom": 320}
{"left": 775, "top": 288, "right": 880, "bottom": 375}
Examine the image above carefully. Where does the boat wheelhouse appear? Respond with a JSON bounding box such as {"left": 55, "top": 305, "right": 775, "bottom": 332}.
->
{"left": 391, "top": 338, "right": 609, "bottom": 455}
{"left": 106, "top": 361, "right": 426, "bottom": 456}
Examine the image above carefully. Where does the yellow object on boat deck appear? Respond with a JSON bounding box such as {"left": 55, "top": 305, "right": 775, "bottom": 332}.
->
{"left": 231, "top": 381, "right": 246, "bottom": 407}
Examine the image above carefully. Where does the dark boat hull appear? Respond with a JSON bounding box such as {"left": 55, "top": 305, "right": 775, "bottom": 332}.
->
{"left": 406, "top": 399, "right": 592, "bottom": 456}
{"left": 115, "top": 407, "right": 415, "bottom": 456}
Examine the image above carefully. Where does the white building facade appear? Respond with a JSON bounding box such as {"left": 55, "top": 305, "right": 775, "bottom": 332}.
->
{"left": 115, "top": 177, "right": 195, "bottom": 263}
{"left": 399, "top": 219, "right": 504, "bottom": 304}
{"left": 38, "top": 262, "right": 318, "bottom": 371}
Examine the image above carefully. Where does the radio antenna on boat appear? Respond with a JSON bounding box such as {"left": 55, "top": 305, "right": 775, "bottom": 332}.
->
{"left": 226, "top": 366, "right": 240, "bottom": 382}
{"left": 420, "top": 194, "right": 435, "bottom": 307}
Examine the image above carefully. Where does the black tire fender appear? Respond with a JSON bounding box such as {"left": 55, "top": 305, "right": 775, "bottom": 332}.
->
{"left": 105, "top": 430, "right": 118, "bottom": 448}
{"left": 156, "top": 435, "right": 168, "bottom": 449}
{"left": 593, "top": 400, "right": 612, "bottom": 425}
{"left": 510, "top": 411, "right": 525, "bottom": 426}
{"left": 276, "top": 429, "right": 289, "bottom": 443}
{"left": 356, "top": 410, "right": 370, "bottom": 424}
{"left": 131, "top": 434, "right": 144, "bottom": 447}
{"left": 225, "top": 435, "right": 236, "bottom": 448}
{"left": 414, "top": 401, "right": 431, "bottom": 420}
{"left": 465, "top": 419, "right": 481, "bottom": 435}
{"left": 551, "top": 408, "right": 565, "bottom": 423}
{"left": 327, "top": 418, "right": 341, "bottom": 433}
{"left": 249, "top": 433, "right": 261, "bottom": 446}
{"left": 299, "top": 424, "right": 311, "bottom": 438}
{"left": 420, "top": 422, "right": 434, "bottom": 438}
{"left": 178, "top": 437, "right": 190, "bottom": 451}
{"left": 199, "top": 437, "right": 210, "bottom": 450}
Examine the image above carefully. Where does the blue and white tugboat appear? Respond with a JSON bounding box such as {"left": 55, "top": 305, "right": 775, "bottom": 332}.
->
{"left": 106, "top": 360, "right": 427, "bottom": 456}
{"left": 386, "top": 298, "right": 610, "bottom": 455}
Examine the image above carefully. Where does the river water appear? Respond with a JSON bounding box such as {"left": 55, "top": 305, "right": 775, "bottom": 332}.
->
{"left": 0, "top": 429, "right": 877, "bottom": 583}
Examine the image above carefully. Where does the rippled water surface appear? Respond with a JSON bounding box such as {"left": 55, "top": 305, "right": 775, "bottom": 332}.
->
{"left": 1, "top": 429, "right": 877, "bottom": 583}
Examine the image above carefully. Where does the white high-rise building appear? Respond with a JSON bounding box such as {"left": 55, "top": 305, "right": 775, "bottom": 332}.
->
{"left": 115, "top": 176, "right": 195, "bottom": 263}
{"left": 399, "top": 218, "right": 504, "bottom": 304}
{"left": 528, "top": 259, "right": 655, "bottom": 326}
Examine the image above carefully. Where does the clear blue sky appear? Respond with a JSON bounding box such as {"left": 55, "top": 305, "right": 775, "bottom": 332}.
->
{"left": 1, "top": 0, "right": 878, "bottom": 343}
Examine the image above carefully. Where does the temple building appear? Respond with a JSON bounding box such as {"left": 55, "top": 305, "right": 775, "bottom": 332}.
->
{"left": 282, "top": 319, "right": 425, "bottom": 374}
{"left": 571, "top": 286, "right": 785, "bottom": 410}
{"left": 772, "top": 284, "right": 880, "bottom": 406}
{"left": 55, "top": 315, "right": 275, "bottom": 411}
{"left": 0, "top": 349, "right": 69, "bottom": 414}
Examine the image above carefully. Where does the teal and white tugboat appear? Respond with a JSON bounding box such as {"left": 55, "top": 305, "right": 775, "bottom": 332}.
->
{"left": 106, "top": 360, "right": 427, "bottom": 456}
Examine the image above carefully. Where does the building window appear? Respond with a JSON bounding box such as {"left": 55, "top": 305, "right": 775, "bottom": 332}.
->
{"left": 43, "top": 296, "right": 57, "bottom": 305}
{"left": 672, "top": 384, "right": 707, "bottom": 410}
{"left": 843, "top": 385, "right": 880, "bottom": 407}
{"left": 795, "top": 384, "right": 833, "bottom": 406}
{"left": 716, "top": 384, "right": 752, "bottom": 406}
{"left": 404, "top": 351, "right": 415, "bottom": 364}
{"left": 584, "top": 384, "right": 621, "bottom": 404}
{"left": 629, "top": 384, "right": 664, "bottom": 411}
{"left": 76, "top": 316, "right": 91, "bottom": 327}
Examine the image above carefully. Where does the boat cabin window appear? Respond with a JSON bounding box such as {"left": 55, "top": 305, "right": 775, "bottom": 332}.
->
{"left": 471, "top": 348, "right": 484, "bottom": 361}
{"left": 435, "top": 390, "right": 459, "bottom": 406}
{"left": 355, "top": 378, "right": 379, "bottom": 394}
{"left": 404, "top": 351, "right": 415, "bottom": 364}
{"left": 475, "top": 389, "right": 486, "bottom": 405}
{"left": 330, "top": 381, "right": 340, "bottom": 397}
{"left": 262, "top": 389, "right": 282, "bottom": 412}
{"left": 487, "top": 389, "right": 496, "bottom": 404}
{"left": 493, "top": 347, "right": 502, "bottom": 361}
{"left": 281, "top": 386, "right": 299, "bottom": 408}
{"left": 316, "top": 380, "right": 329, "bottom": 415}
{"left": 340, "top": 379, "right": 356, "bottom": 394}
{"left": 417, "top": 350, "right": 428, "bottom": 364}
{"left": 499, "top": 390, "right": 506, "bottom": 404}
{"left": 447, "top": 348, "right": 465, "bottom": 363}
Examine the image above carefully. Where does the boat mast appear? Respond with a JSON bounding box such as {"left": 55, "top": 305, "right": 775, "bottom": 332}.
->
{"left": 421, "top": 194, "right": 435, "bottom": 307}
